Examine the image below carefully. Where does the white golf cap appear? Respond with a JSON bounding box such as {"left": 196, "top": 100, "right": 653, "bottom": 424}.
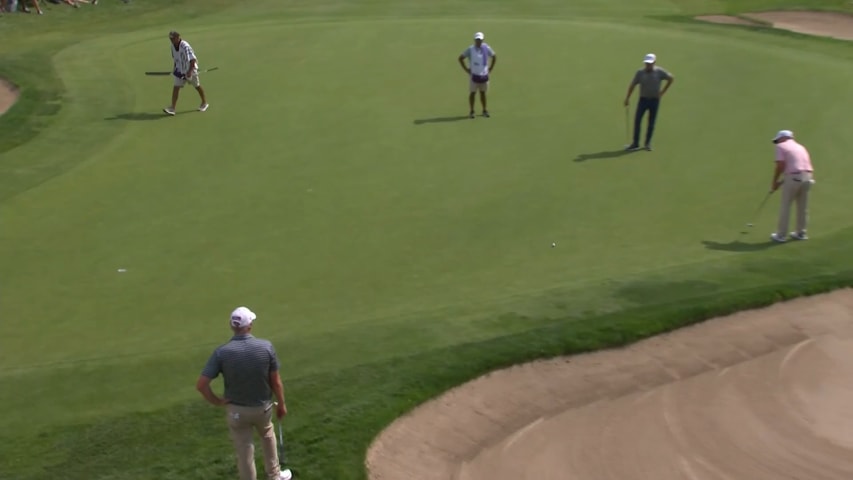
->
{"left": 772, "top": 129, "right": 794, "bottom": 143}
{"left": 643, "top": 53, "right": 656, "bottom": 63}
{"left": 474, "top": 32, "right": 485, "bottom": 40}
{"left": 230, "top": 306, "right": 256, "bottom": 328}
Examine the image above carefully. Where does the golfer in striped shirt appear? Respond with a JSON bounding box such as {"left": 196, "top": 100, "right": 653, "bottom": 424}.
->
{"left": 164, "top": 31, "right": 209, "bottom": 116}
{"left": 624, "top": 53, "right": 674, "bottom": 151}
{"left": 196, "top": 306, "right": 291, "bottom": 480}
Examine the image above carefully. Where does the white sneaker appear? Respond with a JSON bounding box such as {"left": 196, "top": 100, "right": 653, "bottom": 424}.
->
{"left": 770, "top": 233, "right": 787, "bottom": 243}
{"left": 199, "top": 103, "right": 209, "bottom": 112}
{"left": 280, "top": 469, "right": 293, "bottom": 480}
{"left": 790, "top": 231, "right": 808, "bottom": 240}
{"left": 163, "top": 107, "right": 176, "bottom": 116}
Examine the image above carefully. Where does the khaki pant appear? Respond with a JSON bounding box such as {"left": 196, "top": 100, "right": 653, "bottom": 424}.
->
{"left": 226, "top": 404, "right": 281, "bottom": 480}
{"left": 776, "top": 171, "right": 813, "bottom": 236}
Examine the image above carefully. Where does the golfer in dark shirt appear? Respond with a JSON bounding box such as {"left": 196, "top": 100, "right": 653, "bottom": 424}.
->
{"left": 196, "top": 306, "right": 291, "bottom": 480}
{"left": 624, "top": 53, "right": 674, "bottom": 151}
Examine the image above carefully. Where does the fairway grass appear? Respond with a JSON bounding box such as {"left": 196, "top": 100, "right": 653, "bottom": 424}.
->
{"left": 2, "top": 1, "right": 853, "bottom": 479}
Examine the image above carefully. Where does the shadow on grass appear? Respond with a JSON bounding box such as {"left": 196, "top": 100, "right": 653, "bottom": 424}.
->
{"left": 574, "top": 149, "right": 635, "bottom": 162}
{"left": 105, "top": 112, "right": 171, "bottom": 121}
{"left": 701, "top": 239, "right": 777, "bottom": 252}
{"left": 413, "top": 115, "right": 470, "bottom": 125}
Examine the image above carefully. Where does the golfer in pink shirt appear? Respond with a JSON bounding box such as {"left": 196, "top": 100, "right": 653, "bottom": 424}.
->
{"left": 769, "top": 130, "right": 815, "bottom": 243}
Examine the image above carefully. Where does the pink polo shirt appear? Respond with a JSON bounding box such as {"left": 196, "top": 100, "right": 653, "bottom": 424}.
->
{"left": 775, "top": 140, "right": 813, "bottom": 173}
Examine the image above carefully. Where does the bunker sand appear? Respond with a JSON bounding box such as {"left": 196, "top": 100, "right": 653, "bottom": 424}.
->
{"left": 0, "top": 78, "right": 19, "bottom": 117}
{"left": 697, "top": 11, "right": 853, "bottom": 41}
{"left": 366, "top": 289, "right": 853, "bottom": 479}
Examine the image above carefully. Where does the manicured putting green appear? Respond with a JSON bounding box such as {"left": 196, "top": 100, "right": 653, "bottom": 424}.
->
{"left": 6, "top": 18, "right": 853, "bottom": 371}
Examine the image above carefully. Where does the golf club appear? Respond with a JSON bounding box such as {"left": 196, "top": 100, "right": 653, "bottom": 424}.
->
{"left": 743, "top": 190, "right": 774, "bottom": 231}
{"left": 274, "top": 403, "right": 294, "bottom": 480}
{"left": 624, "top": 105, "right": 630, "bottom": 146}
{"left": 144, "top": 66, "right": 219, "bottom": 76}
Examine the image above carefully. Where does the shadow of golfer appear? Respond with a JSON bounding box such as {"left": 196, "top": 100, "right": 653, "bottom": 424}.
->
{"left": 574, "top": 149, "right": 635, "bottom": 162}
{"left": 701, "top": 239, "right": 777, "bottom": 252}
{"left": 105, "top": 112, "right": 170, "bottom": 121}
{"left": 413, "top": 116, "right": 470, "bottom": 125}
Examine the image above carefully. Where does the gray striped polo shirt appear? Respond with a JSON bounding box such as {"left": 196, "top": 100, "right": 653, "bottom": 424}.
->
{"left": 201, "top": 334, "right": 280, "bottom": 407}
{"left": 631, "top": 66, "right": 672, "bottom": 99}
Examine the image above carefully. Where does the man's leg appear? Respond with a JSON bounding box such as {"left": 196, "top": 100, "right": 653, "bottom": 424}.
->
{"left": 795, "top": 175, "right": 812, "bottom": 235}
{"left": 644, "top": 98, "right": 660, "bottom": 148}
{"left": 227, "top": 406, "right": 259, "bottom": 480}
{"left": 171, "top": 86, "right": 180, "bottom": 108}
{"left": 479, "top": 88, "right": 488, "bottom": 117}
{"left": 188, "top": 73, "right": 208, "bottom": 110}
{"left": 631, "top": 98, "right": 649, "bottom": 148}
{"left": 468, "top": 91, "right": 476, "bottom": 117}
{"left": 196, "top": 86, "right": 207, "bottom": 105}
{"left": 251, "top": 407, "right": 281, "bottom": 480}
{"left": 775, "top": 178, "right": 796, "bottom": 239}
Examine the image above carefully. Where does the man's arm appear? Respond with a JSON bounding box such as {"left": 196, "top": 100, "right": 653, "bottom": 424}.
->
{"left": 196, "top": 375, "right": 229, "bottom": 406}
{"left": 183, "top": 43, "right": 198, "bottom": 77}
{"left": 660, "top": 76, "right": 674, "bottom": 98}
{"left": 270, "top": 370, "right": 287, "bottom": 418}
{"left": 771, "top": 160, "right": 785, "bottom": 191}
{"left": 489, "top": 53, "right": 497, "bottom": 73}
{"left": 624, "top": 84, "right": 636, "bottom": 106}
{"left": 268, "top": 345, "right": 287, "bottom": 419}
{"left": 459, "top": 50, "right": 471, "bottom": 73}
{"left": 624, "top": 72, "right": 639, "bottom": 106}
{"left": 458, "top": 54, "right": 470, "bottom": 74}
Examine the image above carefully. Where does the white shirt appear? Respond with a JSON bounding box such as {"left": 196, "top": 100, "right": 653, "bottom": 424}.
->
{"left": 172, "top": 40, "right": 198, "bottom": 75}
{"left": 461, "top": 43, "right": 495, "bottom": 76}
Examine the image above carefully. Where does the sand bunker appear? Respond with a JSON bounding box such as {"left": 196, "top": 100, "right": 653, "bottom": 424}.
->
{"left": 366, "top": 288, "right": 853, "bottom": 479}
{"left": 0, "top": 78, "right": 20, "bottom": 117}
{"left": 697, "top": 11, "right": 853, "bottom": 41}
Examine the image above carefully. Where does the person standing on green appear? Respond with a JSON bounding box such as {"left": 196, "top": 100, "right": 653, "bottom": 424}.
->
{"left": 624, "top": 53, "right": 674, "bottom": 151}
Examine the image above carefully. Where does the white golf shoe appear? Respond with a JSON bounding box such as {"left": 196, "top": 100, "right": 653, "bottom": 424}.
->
{"left": 770, "top": 233, "right": 787, "bottom": 243}
{"left": 163, "top": 107, "right": 176, "bottom": 116}
{"left": 199, "top": 103, "right": 209, "bottom": 112}
{"left": 790, "top": 231, "right": 808, "bottom": 240}
{"left": 279, "top": 469, "right": 293, "bottom": 480}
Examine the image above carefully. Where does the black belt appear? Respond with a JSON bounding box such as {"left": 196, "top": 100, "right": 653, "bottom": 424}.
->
{"left": 229, "top": 402, "right": 272, "bottom": 409}
{"left": 789, "top": 171, "right": 811, "bottom": 182}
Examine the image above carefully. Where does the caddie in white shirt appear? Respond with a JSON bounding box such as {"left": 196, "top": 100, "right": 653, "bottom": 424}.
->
{"left": 164, "top": 31, "right": 209, "bottom": 116}
{"left": 458, "top": 32, "right": 497, "bottom": 118}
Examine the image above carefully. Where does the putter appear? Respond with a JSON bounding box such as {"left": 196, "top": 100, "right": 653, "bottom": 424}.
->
{"left": 274, "top": 403, "right": 293, "bottom": 480}
{"left": 624, "top": 105, "right": 629, "bottom": 146}
{"left": 144, "top": 67, "right": 219, "bottom": 76}
{"left": 743, "top": 190, "right": 774, "bottom": 231}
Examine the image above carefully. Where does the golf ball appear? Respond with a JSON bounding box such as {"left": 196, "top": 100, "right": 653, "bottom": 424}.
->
{"left": 551, "top": 242, "right": 557, "bottom": 248}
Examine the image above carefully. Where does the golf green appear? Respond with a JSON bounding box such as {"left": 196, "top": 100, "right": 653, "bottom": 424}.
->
{"left": 1, "top": 1, "right": 853, "bottom": 479}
